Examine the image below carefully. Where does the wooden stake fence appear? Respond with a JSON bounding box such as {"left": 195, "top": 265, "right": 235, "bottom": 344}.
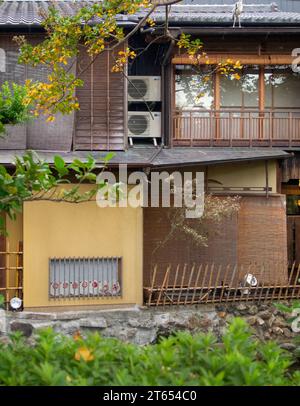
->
{"left": 0, "top": 241, "right": 23, "bottom": 309}
{"left": 144, "top": 262, "right": 300, "bottom": 306}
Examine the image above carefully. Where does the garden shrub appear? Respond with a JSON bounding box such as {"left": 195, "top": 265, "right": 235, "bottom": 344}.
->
{"left": 0, "top": 82, "right": 30, "bottom": 134}
{"left": 0, "top": 318, "right": 299, "bottom": 386}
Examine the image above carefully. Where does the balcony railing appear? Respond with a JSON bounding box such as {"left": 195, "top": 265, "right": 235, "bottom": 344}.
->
{"left": 173, "top": 109, "right": 300, "bottom": 147}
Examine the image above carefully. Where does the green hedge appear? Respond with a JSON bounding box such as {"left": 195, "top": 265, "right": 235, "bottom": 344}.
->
{"left": 0, "top": 82, "right": 30, "bottom": 134}
{"left": 0, "top": 318, "right": 299, "bottom": 386}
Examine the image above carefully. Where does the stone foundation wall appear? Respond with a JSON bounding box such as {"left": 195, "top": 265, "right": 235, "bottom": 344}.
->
{"left": 0, "top": 303, "right": 298, "bottom": 351}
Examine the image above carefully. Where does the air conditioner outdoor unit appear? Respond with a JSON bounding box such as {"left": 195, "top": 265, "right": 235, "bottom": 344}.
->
{"left": 128, "top": 112, "right": 161, "bottom": 138}
{"left": 128, "top": 76, "right": 161, "bottom": 102}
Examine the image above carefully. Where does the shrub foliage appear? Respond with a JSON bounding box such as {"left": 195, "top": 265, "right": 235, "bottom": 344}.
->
{"left": 0, "top": 82, "right": 30, "bottom": 134}
{"left": 0, "top": 318, "right": 299, "bottom": 386}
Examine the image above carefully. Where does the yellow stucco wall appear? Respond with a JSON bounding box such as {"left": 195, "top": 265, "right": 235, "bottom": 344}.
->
{"left": 207, "top": 160, "right": 277, "bottom": 192}
{"left": 23, "top": 201, "right": 143, "bottom": 309}
{"left": 6, "top": 159, "right": 278, "bottom": 310}
{"left": 6, "top": 212, "right": 23, "bottom": 252}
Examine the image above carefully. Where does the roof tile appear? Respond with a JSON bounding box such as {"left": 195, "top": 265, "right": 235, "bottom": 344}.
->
{"left": 0, "top": 1, "right": 300, "bottom": 26}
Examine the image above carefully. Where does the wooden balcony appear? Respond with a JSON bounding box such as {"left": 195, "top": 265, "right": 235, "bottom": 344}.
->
{"left": 172, "top": 109, "right": 300, "bottom": 147}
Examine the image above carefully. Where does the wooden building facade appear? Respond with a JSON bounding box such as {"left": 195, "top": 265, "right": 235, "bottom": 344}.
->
{"left": 0, "top": 1, "right": 299, "bottom": 309}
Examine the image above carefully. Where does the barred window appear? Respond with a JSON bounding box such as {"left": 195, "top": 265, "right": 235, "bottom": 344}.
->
{"left": 49, "top": 257, "right": 122, "bottom": 299}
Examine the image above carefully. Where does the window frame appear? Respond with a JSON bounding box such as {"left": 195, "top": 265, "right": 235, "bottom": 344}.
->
{"left": 173, "top": 63, "right": 300, "bottom": 112}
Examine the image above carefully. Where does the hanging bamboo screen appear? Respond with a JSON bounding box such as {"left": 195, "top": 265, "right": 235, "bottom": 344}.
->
{"left": 74, "top": 45, "right": 126, "bottom": 151}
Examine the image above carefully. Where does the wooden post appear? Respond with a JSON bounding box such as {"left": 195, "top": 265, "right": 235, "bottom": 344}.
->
{"left": 184, "top": 264, "right": 195, "bottom": 305}
{"left": 170, "top": 264, "right": 179, "bottom": 304}
{"left": 288, "top": 112, "right": 292, "bottom": 148}
{"left": 205, "top": 263, "right": 214, "bottom": 303}
{"left": 214, "top": 72, "right": 220, "bottom": 142}
{"left": 276, "top": 159, "right": 282, "bottom": 194}
{"left": 189, "top": 111, "right": 192, "bottom": 147}
{"left": 199, "top": 264, "right": 208, "bottom": 303}
{"left": 259, "top": 66, "right": 265, "bottom": 141}
{"left": 177, "top": 264, "right": 187, "bottom": 305}
{"left": 265, "top": 160, "right": 269, "bottom": 199}
{"left": 212, "top": 265, "right": 222, "bottom": 302}
{"left": 5, "top": 239, "right": 9, "bottom": 308}
{"left": 156, "top": 265, "right": 170, "bottom": 306}
{"left": 285, "top": 262, "right": 295, "bottom": 300}
{"left": 205, "top": 166, "right": 208, "bottom": 193}
{"left": 291, "top": 263, "right": 300, "bottom": 298}
{"left": 107, "top": 50, "right": 110, "bottom": 150}
{"left": 229, "top": 111, "right": 233, "bottom": 147}
{"left": 264, "top": 263, "right": 272, "bottom": 302}
{"left": 171, "top": 65, "right": 176, "bottom": 147}
{"left": 258, "top": 265, "right": 266, "bottom": 303}
{"left": 90, "top": 55, "right": 94, "bottom": 150}
{"left": 148, "top": 265, "right": 157, "bottom": 306}
{"left": 220, "top": 264, "right": 230, "bottom": 302}
{"left": 191, "top": 264, "right": 202, "bottom": 304}
{"left": 162, "top": 265, "right": 171, "bottom": 306}
{"left": 249, "top": 111, "right": 253, "bottom": 147}
{"left": 252, "top": 263, "right": 260, "bottom": 301}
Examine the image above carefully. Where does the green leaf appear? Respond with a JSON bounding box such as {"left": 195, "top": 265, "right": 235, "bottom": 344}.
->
{"left": 54, "top": 155, "right": 65, "bottom": 170}
{"left": 54, "top": 155, "right": 69, "bottom": 177}
{"left": 83, "top": 173, "right": 97, "bottom": 182}
{"left": 103, "top": 152, "right": 115, "bottom": 163}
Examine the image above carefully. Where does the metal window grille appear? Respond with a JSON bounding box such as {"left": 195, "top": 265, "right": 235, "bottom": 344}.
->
{"left": 49, "top": 257, "right": 122, "bottom": 299}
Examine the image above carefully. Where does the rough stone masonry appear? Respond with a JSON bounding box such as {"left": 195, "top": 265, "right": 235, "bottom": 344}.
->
{"left": 0, "top": 302, "right": 299, "bottom": 353}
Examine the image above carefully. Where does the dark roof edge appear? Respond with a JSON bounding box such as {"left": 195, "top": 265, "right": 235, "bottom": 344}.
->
{"left": 151, "top": 153, "right": 291, "bottom": 169}
{"left": 169, "top": 25, "right": 300, "bottom": 34}
{"left": 0, "top": 148, "right": 291, "bottom": 168}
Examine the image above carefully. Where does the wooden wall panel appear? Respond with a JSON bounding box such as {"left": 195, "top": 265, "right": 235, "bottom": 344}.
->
{"left": 287, "top": 216, "right": 300, "bottom": 264}
{"left": 287, "top": 216, "right": 295, "bottom": 264}
{"left": 282, "top": 154, "right": 300, "bottom": 182}
{"left": 74, "top": 46, "right": 126, "bottom": 150}
{"left": 172, "top": 54, "right": 294, "bottom": 65}
{"left": 296, "top": 218, "right": 300, "bottom": 264}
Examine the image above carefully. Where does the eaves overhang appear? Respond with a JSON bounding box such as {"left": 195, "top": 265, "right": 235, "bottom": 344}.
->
{"left": 0, "top": 148, "right": 291, "bottom": 170}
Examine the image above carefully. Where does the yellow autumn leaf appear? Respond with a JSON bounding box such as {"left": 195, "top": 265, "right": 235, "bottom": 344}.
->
{"left": 73, "top": 330, "right": 82, "bottom": 341}
{"left": 74, "top": 347, "right": 95, "bottom": 362}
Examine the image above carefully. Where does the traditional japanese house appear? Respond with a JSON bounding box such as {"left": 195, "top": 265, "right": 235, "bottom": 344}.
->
{"left": 0, "top": 0, "right": 299, "bottom": 310}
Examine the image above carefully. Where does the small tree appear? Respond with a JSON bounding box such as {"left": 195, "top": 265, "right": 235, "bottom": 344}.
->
{"left": 151, "top": 177, "right": 240, "bottom": 262}
{"left": 0, "top": 1, "right": 242, "bottom": 233}
{"left": 14, "top": 0, "right": 242, "bottom": 120}
{"left": 0, "top": 150, "right": 113, "bottom": 233}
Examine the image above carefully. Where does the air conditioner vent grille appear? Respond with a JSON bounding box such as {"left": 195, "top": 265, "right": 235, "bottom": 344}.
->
{"left": 128, "top": 114, "right": 148, "bottom": 135}
{"left": 128, "top": 79, "right": 148, "bottom": 99}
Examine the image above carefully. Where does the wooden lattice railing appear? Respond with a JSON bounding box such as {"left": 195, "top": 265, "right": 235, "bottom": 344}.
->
{"left": 144, "top": 263, "right": 300, "bottom": 306}
{"left": 0, "top": 241, "right": 23, "bottom": 309}
{"left": 173, "top": 109, "right": 300, "bottom": 147}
